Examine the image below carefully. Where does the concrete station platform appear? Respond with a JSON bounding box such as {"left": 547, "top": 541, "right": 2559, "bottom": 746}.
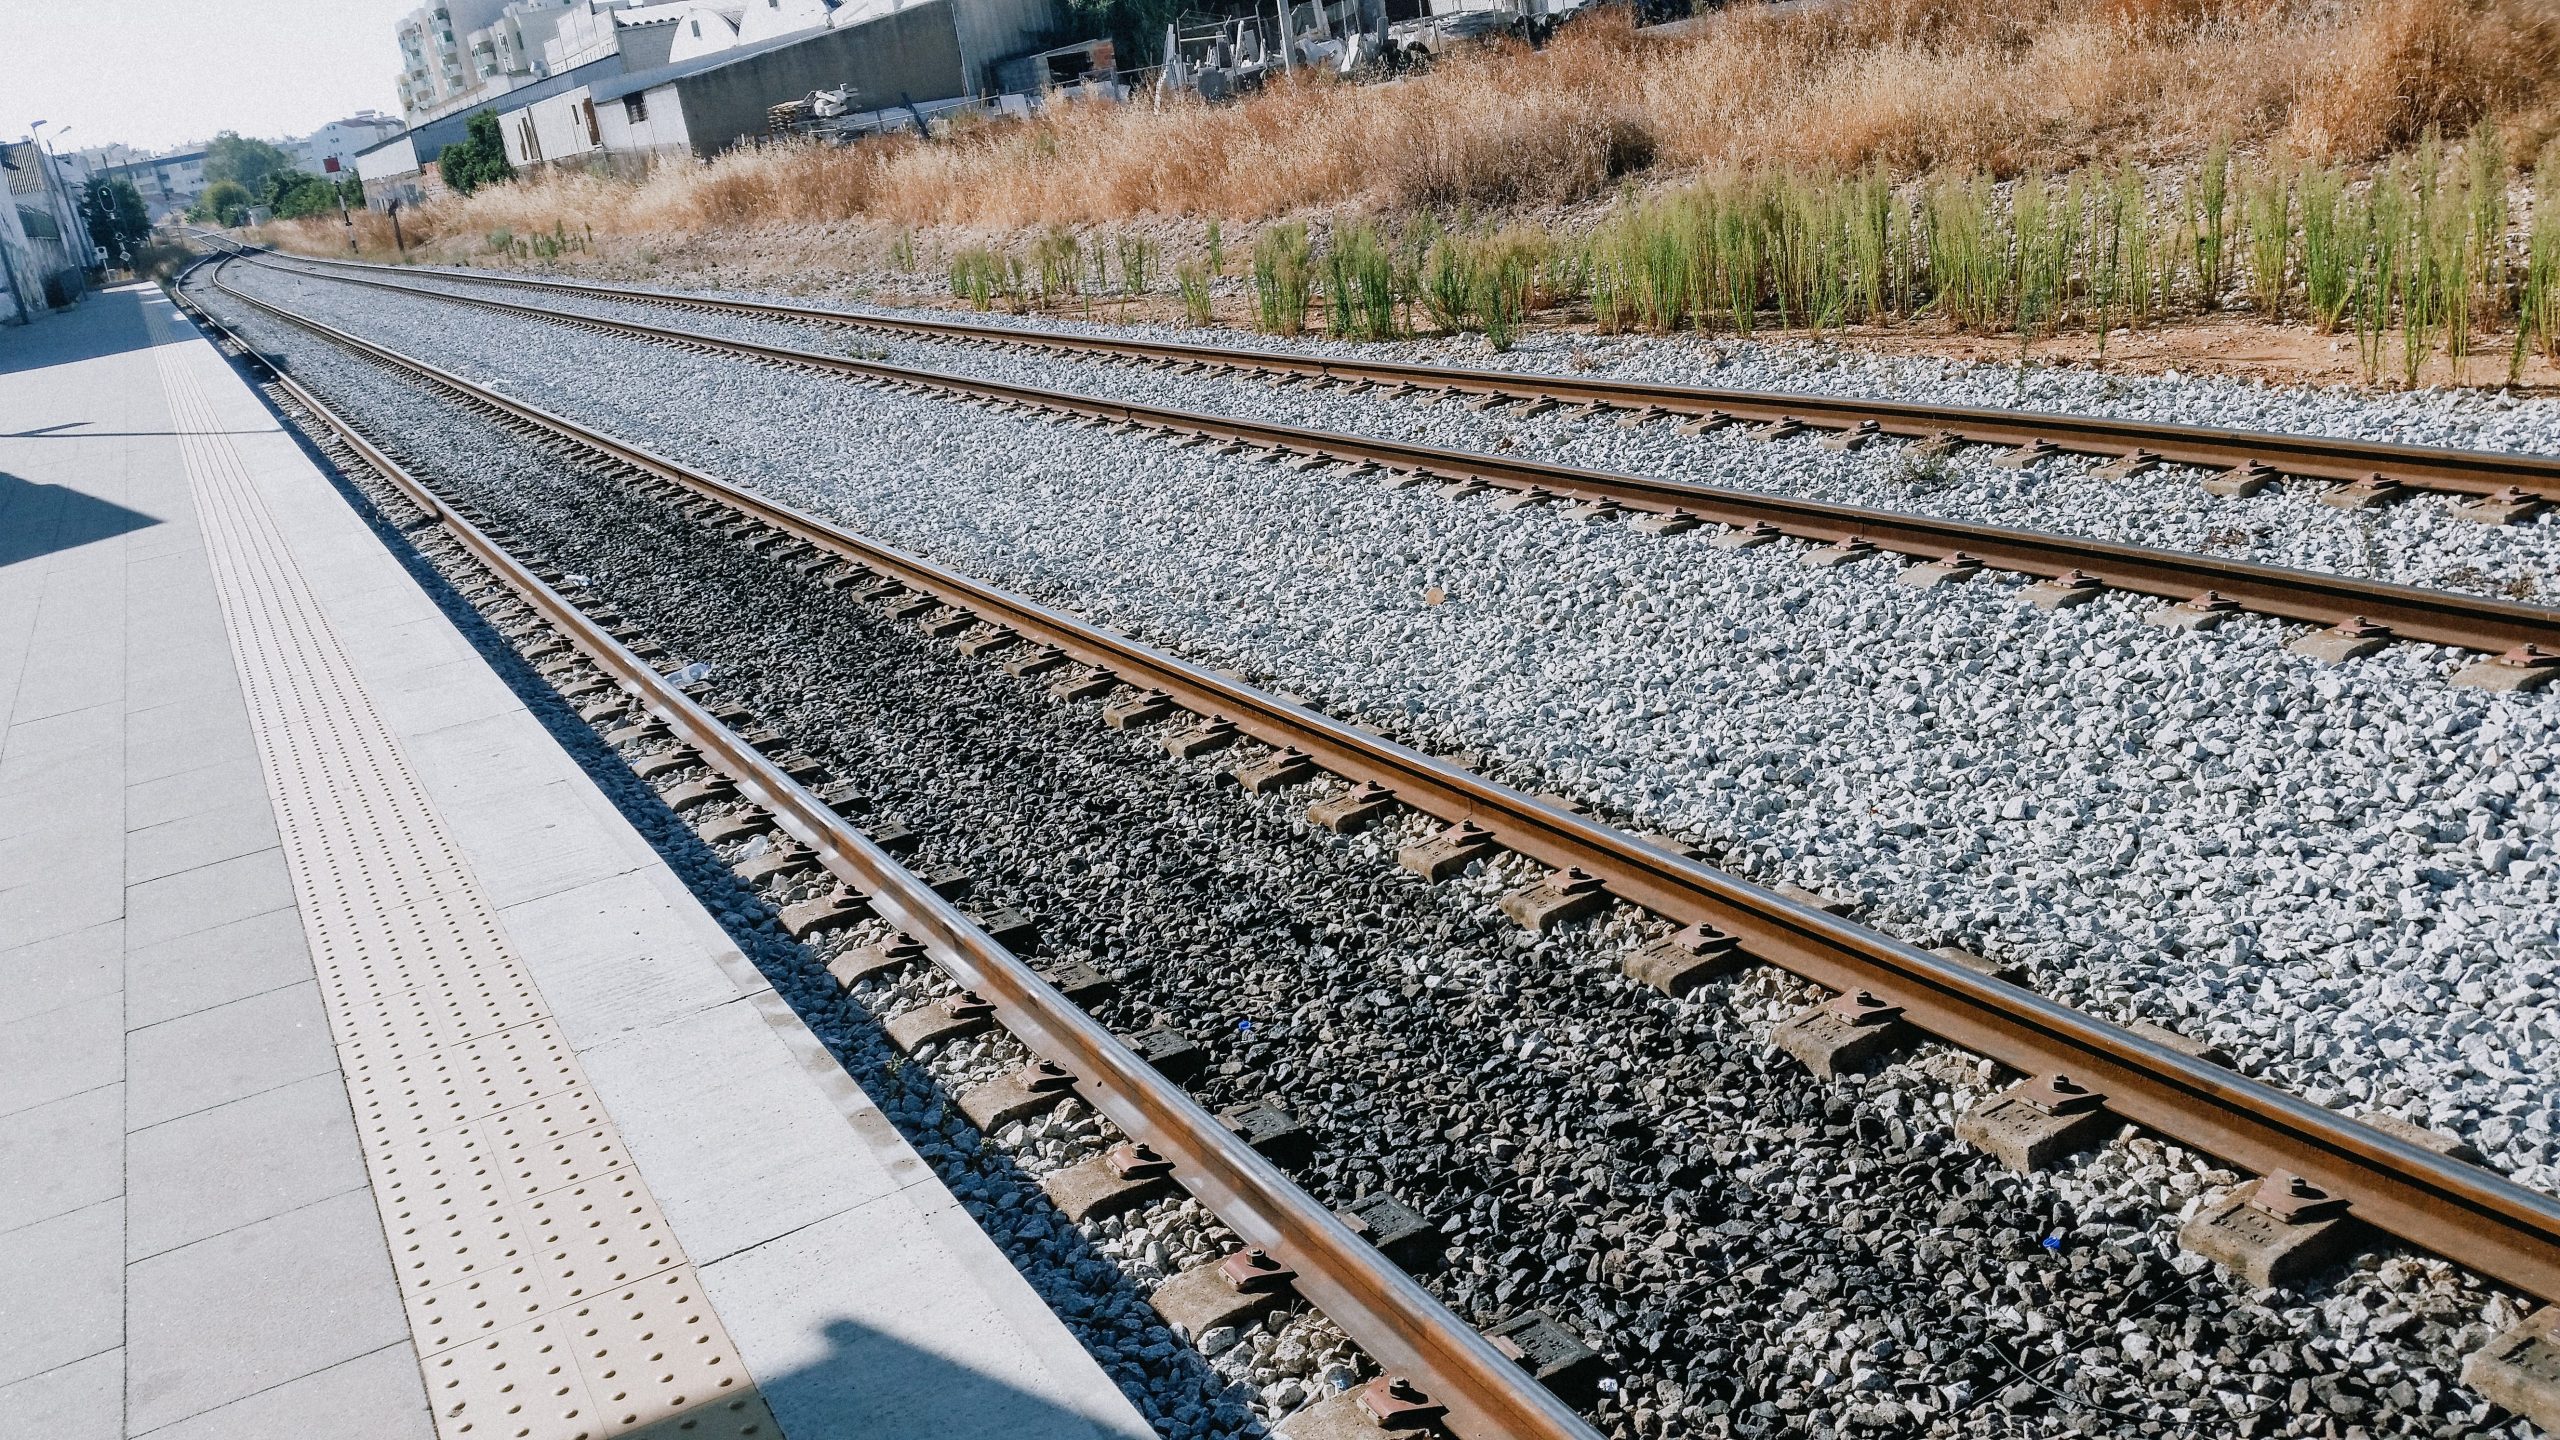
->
{"left": 0, "top": 286, "right": 1152, "bottom": 1440}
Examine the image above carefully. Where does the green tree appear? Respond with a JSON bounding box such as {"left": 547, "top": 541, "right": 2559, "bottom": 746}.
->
{"left": 202, "top": 131, "right": 297, "bottom": 195}
{"left": 192, "top": 179, "right": 254, "bottom": 227}
{"left": 80, "top": 176, "right": 152, "bottom": 263}
{"left": 436, "top": 110, "right": 515, "bottom": 196}
{"left": 264, "top": 169, "right": 342, "bottom": 220}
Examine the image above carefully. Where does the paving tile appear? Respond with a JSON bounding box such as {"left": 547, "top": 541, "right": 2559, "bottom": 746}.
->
{"left": 123, "top": 755, "right": 266, "bottom": 833}
{"left": 0, "top": 1346, "right": 120, "bottom": 1440}
{"left": 343, "top": 652, "right": 518, "bottom": 739}
{"left": 0, "top": 698, "right": 122, "bottom": 769}
{"left": 9, "top": 658, "right": 124, "bottom": 728}
{"left": 0, "top": 768, "right": 119, "bottom": 842}
{"left": 126, "top": 981, "right": 335, "bottom": 1130}
{"left": 0, "top": 865, "right": 126, "bottom": 952}
{"left": 0, "top": 1083, "right": 124, "bottom": 1236}
{"left": 132, "top": 1342, "right": 430, "bottom": 1440}
{"left": 124, "top": 697, "right": 256, "bottom": 786}
{"left": 122, "top": 846, "right": 293, "bottom": 950}
{"left": 580, "top": 995, "right": 905, "bottom": 1267}
{"left": 125, "top": 1189, "right": 412, "bottom": 1433}
{"left": 119, "top": 657, "right": 244, "bottom": 717}
{"left": 0, "top": 812, "right": 124, "bottom": 891}
{"left": 123, "top": 904, "right": 308, "bottom": 1029}
{"left": 401, "top": 710, "right": 588, "bottom": 812}
{"left": 0, "top": 991, "right": 122, "bottom": 1121}
{"left": 0, "top": 1197, "right": 123, "bottom": 1390}
{"left": 701, "top": 1191, "right": 1150, "bottom": 1440}
{"left": 437, "top": 778, "right": 648, "bottom": 912}
{"left": 124, "top": 797, "right": 280, "bottom": 886}
{"left": 0, "top": 917, "right": 121, "bottom": 1026}
{"left": 128, "top": 1071, "right": 366, "bottom": 1261}
{"left": 498, "top": 869, "right": 763, "bottom": 1050}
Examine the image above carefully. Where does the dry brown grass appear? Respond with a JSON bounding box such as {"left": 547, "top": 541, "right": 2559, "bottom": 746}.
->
{"left": 265, "top": 0, "right": 2560, "bottom": 257}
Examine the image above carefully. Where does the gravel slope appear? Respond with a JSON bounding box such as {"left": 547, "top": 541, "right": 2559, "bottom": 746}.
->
{"left": 200, "top": 270, "right": 2543, "bottom": 1440}
{"left": 215, "top": 261, "right": 2560, "bottom": 1202}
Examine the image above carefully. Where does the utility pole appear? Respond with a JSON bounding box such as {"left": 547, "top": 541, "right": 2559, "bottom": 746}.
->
{"left": 331, "top": 161, "right": 358, "bottom": 253}
{"left": 388, "top": 199, "right": 406, "bottom": 256}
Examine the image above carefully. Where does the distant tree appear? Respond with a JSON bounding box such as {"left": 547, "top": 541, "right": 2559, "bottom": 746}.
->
{"left": 192, "top": 179, "right": 254, "bottom": 227}
{"left": 436, "top": 111, "right": 515, "bottom": 195}
{"left": 264, "top": 169, "right": 342, "bottom": 220}
{"left": 80, "top": 176, "right": 152, "bottom": 263}
{"left": 202, "top": 131, "right": 298, "bottom": 195}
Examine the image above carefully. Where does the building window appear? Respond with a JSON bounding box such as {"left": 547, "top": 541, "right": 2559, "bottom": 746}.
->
{"left": 689, "top": 18, "right": 700, "bottom": 35}
{"left": 624, "top": 93, "right": 647, "bottom": 123}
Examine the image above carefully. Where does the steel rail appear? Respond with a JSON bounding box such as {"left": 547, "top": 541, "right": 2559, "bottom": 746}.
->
{"left": 217, "top": 236, "right": 2560, "bottom": 503}
{"left": 172, "top": 270, "right": 1601, "bottom": 1440}
{"left": 199, "top": 263, "right": 2560, "bottom": 1306}
{"left": 215, "top": 246, "right": 2560, "bottom": 658}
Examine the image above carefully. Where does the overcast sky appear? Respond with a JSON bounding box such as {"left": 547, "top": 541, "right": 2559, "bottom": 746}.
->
{"left": 1, "top": 0, "right": 405, "bottom": 155}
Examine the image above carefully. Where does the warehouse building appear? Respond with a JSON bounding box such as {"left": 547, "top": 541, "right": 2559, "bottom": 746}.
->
{"left": 498, "top": 0, "right": 1057, "bottom": 174}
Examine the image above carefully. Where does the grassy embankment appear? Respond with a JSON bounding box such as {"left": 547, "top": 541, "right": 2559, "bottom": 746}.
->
{"left": 263, "top": 0, "right": 2560, "bottom": 385}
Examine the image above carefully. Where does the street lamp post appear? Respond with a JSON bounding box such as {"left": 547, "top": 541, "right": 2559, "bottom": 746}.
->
{"left": 29, "top": 121, "right": 96, "bottom": 279}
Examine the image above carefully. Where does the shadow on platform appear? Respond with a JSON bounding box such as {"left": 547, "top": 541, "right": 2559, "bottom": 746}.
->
{"left": 617, "top": 1315, "right": 1150, "bottom": 1439}
{"left": 0, "top": 287, "right": 172, "bottom": 377}
{"left": 0, "top": 469, "right": 162, "bottom": 568}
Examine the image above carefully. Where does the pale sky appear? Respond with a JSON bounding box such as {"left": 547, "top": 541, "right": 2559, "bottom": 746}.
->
{"left": 1, "top": 0, "right": 408, "bottom": 155}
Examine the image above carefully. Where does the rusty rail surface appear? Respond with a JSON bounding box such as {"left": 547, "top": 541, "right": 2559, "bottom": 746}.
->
{"left": 198, "top": 262, "right": 2560, "bottom": 1306}
{"left": 220, "top": 237, "right": 2560, "bottom": 503}
{"left": 173, "top": 269, "right": 1603, "bottom": 1440}
{"left": 213, "top": 244, "right": 2560, "bottom": 658}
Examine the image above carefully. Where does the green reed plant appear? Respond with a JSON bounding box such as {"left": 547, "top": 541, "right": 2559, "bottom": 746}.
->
{"left": 1174, "top": 260, "right": 1214, "bottom": 325}
{"left": 1031, "top": 225, "right": 1081, "bottom": 306}
{"left": 2354, "top": 168, "right": 2410, "bottom": 384}
{"left": 2299, "top": 166, "right": 2353, "bottom": 331}
{"left": 1844, "top": 167, "right": 1898, "bottom": 323}
{"left": 2466, "top": 117, "right": 2509, "bottom": 310}
{"left": 1473, "top": 246, "right": 1533, "bottom": 351}
{"left": 1421, "top": 233, "right": 1476, "bottom": 334}
{"left": 1117, "top": 232, "right": 1154, "bottom": 295}
{"left": 2118, "top": 164, "right": 2164, "bottom": 332}
{"left": 1925, "top": 174, "right": 2002, "bottom": 330}
{"left": 2192, "top": 136, "right": 2232, "bottom": 309}
{"left": 2515, "top": 144, "right": 2560, "bottom": 379}
{"left": 1251, "top": 222, "right": 1312, "bottom": 336}
{"left": 949, "top": 244, "right": 1006, "bottom": 310}
{"left": 2243, "top": 161, "right": 2291, "bottom": 320}
{"left": 1320, "top": 223, "right": 1398, "bottom": 340}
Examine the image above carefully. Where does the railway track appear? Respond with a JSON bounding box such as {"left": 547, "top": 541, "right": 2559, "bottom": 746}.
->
{"left": 208, "top": 243, "right": 2560, "bottom": 676}
{"left": 187, "top": 254, "right": 2560, "bottom": 1356}
{"left": 219, "top": 240, "right": 2560, "bottom": 507}
{"left": 170, "top": 264, "right": 1605, "bottom": 1440}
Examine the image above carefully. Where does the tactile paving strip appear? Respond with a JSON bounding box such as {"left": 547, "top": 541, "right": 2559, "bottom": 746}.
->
{"left": 157, "top": 331, "right": 777, "bottom": 1440}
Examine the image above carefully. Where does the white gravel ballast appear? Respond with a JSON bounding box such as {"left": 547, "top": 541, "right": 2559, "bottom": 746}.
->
{"left": 303, "top": 256, "right": 2560, "bottom": 603}
{"left": 223, "top": 262, "right": 2560, "bottom": 1199}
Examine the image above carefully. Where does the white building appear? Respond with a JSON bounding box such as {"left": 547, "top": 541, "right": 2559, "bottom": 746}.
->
{"left": 543, "top": 0, "right": 686, "bottom": 70}
{"left": 103, "top": 148, "right": 209, "bottom": 224}
{"left": 394, "top": 0, "right": 593, "bottom": 127}
{"left": 3, "top": 139, "right": 93, "bottom": 312}
{"left": 293, "top": 112, "right": 407, "bottom": 178}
